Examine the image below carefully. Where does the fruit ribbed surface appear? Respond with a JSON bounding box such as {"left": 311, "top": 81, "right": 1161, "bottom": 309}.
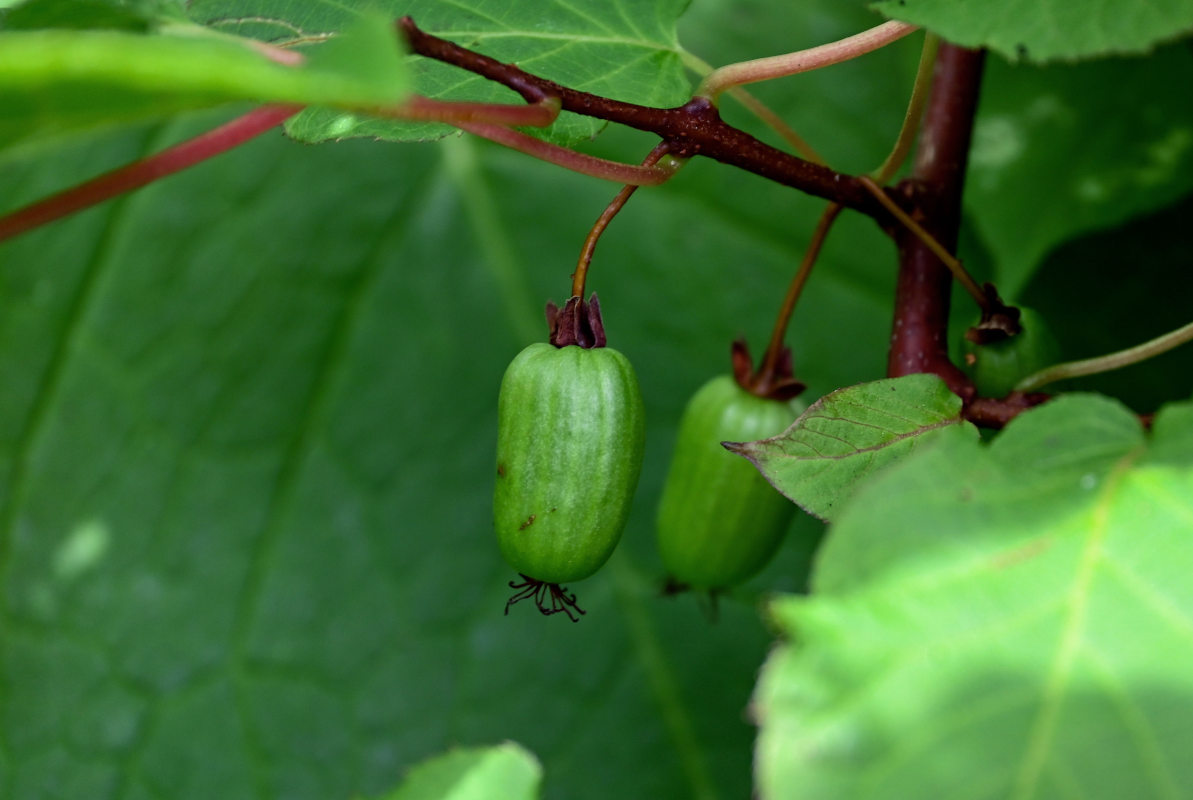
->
{"left": 494, "top": 342, "right": 645, "bottom": 584}
{"left": 657, "top": 375, "right": 800, "bottom": 590}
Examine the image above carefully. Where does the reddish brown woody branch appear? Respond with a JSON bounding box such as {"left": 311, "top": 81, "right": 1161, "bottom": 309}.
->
{"left": 400, "top": 18, "right": 1050, "bottom": 427}
{"left": 886, "top": 44, "right": 983, "bottom": 395}
{"left": 397, "top": 17, "right": 887, "bottom": 216}
{"left": 884, "top": 45, "right": 1052, "bottom": 427}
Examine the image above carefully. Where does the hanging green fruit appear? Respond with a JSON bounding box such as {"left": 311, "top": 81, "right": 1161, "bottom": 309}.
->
{"left": 657, "top": 346, "right": 806, "bottom": 594}
{"left": 494, "top": 295, "right": 645, "bottom": 621}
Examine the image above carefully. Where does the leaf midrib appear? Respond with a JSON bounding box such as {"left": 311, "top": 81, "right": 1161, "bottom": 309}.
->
{"left": 1009, "top": 446, "right": 1143, "bottom": 799}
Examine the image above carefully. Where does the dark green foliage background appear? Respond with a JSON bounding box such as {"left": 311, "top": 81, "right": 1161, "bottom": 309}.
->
{"left": 2, "top": 0, "right": 1192, "bottom": 797}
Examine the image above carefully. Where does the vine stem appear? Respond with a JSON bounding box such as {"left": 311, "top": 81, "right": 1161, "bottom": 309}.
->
{"left": 860, "top": 175, "right": 988, "bottom": 309}
{"left": 383, "top": 96, "right": 560, "bottom": 127}
{"left": 757, "top": 203, "right": 841, "bottom": 382}
{"left": 697, "top": 20, "right": 920, "bottom": 101}
{"left": 681, "top": 51, "right": 824, "bottom": 164}
{"left": 752, "top": 31, "right": 936, "bottom": 390}
{"left": 871, "top": 33, "right": 939, "bottom": 183}
{"left": 0, "top": 105, "right": 300, "bottom": 243}
{"left": 453, "top": 122, "right": 679, "bottom": 185}
{"left": 573, "top": 143, "right": 679, "bottom": 297}
{"left": 1015, "top": 320, "right": 1193, "bottom": 392}
{"left": 0, "top": 95, "right": 564, "bottom": 243}
{"left": 397, "top": 17, "right": 889, "bottom": 215}
{"left": 887, "top": 43, "right": 985, "bottom": 396}
{"left": 723, "top": 86, "right": 824, "bottom": 163}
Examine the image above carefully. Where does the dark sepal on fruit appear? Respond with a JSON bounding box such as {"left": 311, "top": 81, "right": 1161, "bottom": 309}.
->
{"left": 546, "top": 293, "right": 606, "bottom": 348}
{"left": 731, "top": 338, "right": 806, "bottom": 401}
{"left": 504, "top": 574, "right": 586, "bottom": 622}
{"left": 965, "top": 283, "right": 1022, "bottom": 345}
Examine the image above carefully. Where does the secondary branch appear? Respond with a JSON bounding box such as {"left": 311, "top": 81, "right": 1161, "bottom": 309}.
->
{"left": 397, "top": 17, "right": 888, "bottom": 217}
{"left": 886, "top": 44, "right": 984, "bottom": 395}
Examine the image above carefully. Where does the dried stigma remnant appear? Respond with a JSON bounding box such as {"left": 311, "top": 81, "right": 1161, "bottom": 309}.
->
{"left": 505, "top": 575, "right": 586, "bottom": 622}
{"left": 493, "top": 299, "right": 644, "bottom": 620}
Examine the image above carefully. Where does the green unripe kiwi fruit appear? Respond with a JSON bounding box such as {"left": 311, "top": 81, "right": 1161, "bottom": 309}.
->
{"left": 963, "top": 306, "right": 1060, "bottom": 397}
{"left": 494, "top": 342, "right": 645, "bottom": 588}
{"left": 656, "top": 375, "right": 804, "bottom": 592}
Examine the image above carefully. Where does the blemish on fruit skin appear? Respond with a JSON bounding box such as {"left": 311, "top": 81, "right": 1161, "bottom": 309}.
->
{"left": 519, "top": 514, "right": 537, "bottom": 530}
{"left": 497, "top": 463, "right": 507, "bottom": 478}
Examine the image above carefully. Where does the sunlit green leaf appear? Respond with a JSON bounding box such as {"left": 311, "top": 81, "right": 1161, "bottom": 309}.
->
{"left": 756, "top": 396, "right": 1193, "bottom": 798}
{"left": 729, "top": 375, "right": 977, "bottom": 522}
{"left": 368, "top": 743, "right": 541, "bottom": 800}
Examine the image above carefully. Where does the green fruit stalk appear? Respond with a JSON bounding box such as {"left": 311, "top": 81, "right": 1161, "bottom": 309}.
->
{"left": 963, "top": 306, "right": 1060, "bottom": 397}
{"left": 656, "top": 374, "right": 803, "bottom": 593}
{"left": 494, "top": 340, "right": 645, "bottom": 616}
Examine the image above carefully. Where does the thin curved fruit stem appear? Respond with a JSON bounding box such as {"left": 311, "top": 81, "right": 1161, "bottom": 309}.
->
{"left": 752, "top": 35, "right": 936, "bottom": 389}
{"left": 758, "top": 202, "right": 843, "bottom": 381}
{"left": 871, "top": 33, "right": 940, "bottom": 184}
{"left": 859, "top": 175, "right": 988, "bottom": 309}
{"left": 682, "top": 51, "right": 824, "bottom": 164}
{"left": 0, "top": 105, "right": 300, "bottom": 244}
{"left": 697, "top": 20, "right": 919, "bottom": 101}
{"left": 724, "top": 86, "right": 826, "bottom": 164}
{"left": 573, "top": 143, "right": 679, "bottom": 298}
{"left": 453, "top": 121, "right": 681, "bottom": 185}
{"left": 1015, "top": 320, "right": 1193, "bottom": 392}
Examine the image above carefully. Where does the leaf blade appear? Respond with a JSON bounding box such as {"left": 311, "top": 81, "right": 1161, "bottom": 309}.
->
{"left": 187, "top": 0, "right": 693, "bottom": 144}
{"left": 755, "top": 396, "right": 1193, "bottom": 799}
{"left": 0, "top": 16, "right": 409, "bottom": 154}
{"left": 872, "top": 0, "right": 1193, "bottom": 63}
{"left": 728, "top": 374, "right": 977, "bottom": 522}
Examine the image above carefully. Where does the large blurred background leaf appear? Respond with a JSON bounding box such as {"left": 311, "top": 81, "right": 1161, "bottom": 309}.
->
{"left": 965, "top": 44, "right": 1193, "bottom": 299}
{"left": 3, "top": 0, "right": 1193, "bottom": 797}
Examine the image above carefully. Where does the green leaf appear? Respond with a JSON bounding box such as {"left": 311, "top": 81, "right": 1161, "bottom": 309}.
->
{"left": 2, "top": 113, "right": 835, "bottom": 800}
{"left": 13, "top": 0, "right": 1188, "bottom": 797}
{"left": 187, "top": 0, "right": 693, "bottom": 145}
{"left": 0, "top": 0, "right": 186, "bottom": 31}
{"left": 967, "top": 45, "right": 1193, "bottom": 297}
{"left": 0, "top": 0, "right": 918, "bottom": 776}
{"left": 0, "top": 14, "right": 409, "bottom": 155}
{"left": 872, "top": 0, "right": 1193, "bottom": 63}
{"left": 755, "top": 395, "right": 1193, "bottom": 798}
{"left": 368, "top": 743, "right": 541, "bottom": 800}
{"left": 727, "top": 375, "right": 977, "bottom": 522}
